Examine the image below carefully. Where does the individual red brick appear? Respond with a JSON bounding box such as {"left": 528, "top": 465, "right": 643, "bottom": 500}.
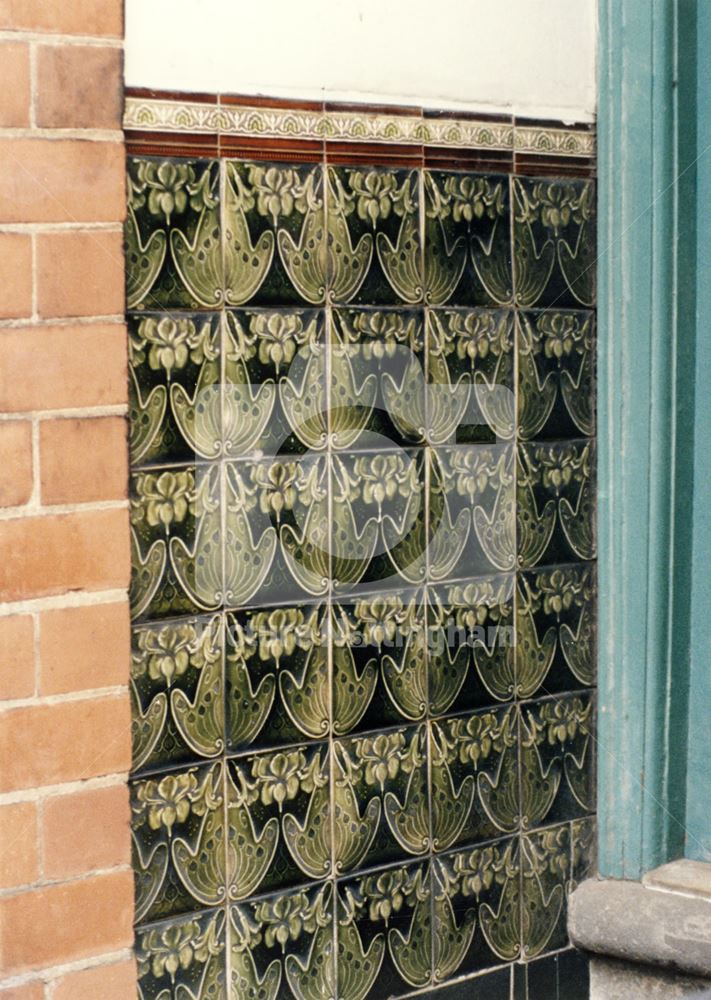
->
{"left": 36, "top": 45, "right": 122, "bottom": 130}
{"left": 0, "top": 508, "right": 129, "bottom": 603}
{"left": 40, "top": 601, "right": 129, "bottom": 696}
{"left": 0, "top": 233, "right": 32, "bottom": 320}
{"left": 0, "top": 801, "right": 38, "bottom": 890}
{"left": 0, "top": 693, "right": 130, "bottom": 793}
{"left": 0, "top": 0, "right": 123, "bottom": 37}
{"left": 40, "top": 416, "right": 127, "bottom": 504}
{"left": 0, "top": 41, "right": 30, "bottom": 128}
{"left": 36, "top": 230, "right": 124, "bottom": 318}
{"left": 0, "top": 421, "right": 33, "bottom": 508}
{"left": 0, "top": 869, "right": 133, "bottom": 975}
{"left": 0, "top": 324, "right": 127, "bottom": 413}
{"left": 0, "top": 139, "right": 124, "bottom": 224}
{"left": 43, "top": 783, "right": 130, "bottom": 878}
{"left": 0, "top": 614, "right": 34, "bottom": 700}
{"left": 53, "top": 959, "right": 136, "bottom": 1000}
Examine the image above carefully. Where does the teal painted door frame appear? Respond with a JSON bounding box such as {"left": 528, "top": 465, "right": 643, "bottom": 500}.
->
{"left": 597, "top": 0, "right": 702, "bottom": 878}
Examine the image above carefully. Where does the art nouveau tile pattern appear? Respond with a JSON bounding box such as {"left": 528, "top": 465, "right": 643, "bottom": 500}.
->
{"left": 127, "top": 146, "right": 596, "bottom": 999}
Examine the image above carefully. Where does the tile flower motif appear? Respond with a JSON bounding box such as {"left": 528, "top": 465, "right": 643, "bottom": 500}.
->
{"left": 127, "top": 140, "right": 596, "bottom": 998}
{"left": 517, "top": 310, "right": 596, "bottom": 439}
{"left": 424, "top": 170, "right": 512, "bottom": 306}
{"left": 513, "top": 177, "right": 596, "bottom": 308}
{"left": 427, "top": 577, "right": 515, "bottom": 714}
{"left": 328, "top": 166, "right": 422, "bottom": 305}
{"left": 337, "top": 861, "right": 431, "bottom": 997}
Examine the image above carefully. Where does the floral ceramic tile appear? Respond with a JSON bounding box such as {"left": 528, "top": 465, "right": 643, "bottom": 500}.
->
{"left": 331, "top": 449, "right": 427, "bottom": 593}
{"left": 327, "top": 165, "right": 422, "bottom": 306}
{"left": 230, "top": 882, "right": 335, "bottom": 999}
{"left": 520, "top": 824, "right": 571, "bottom": 959}
{"left": 225, "top": 602, "right": 328, "bottom": 752}
{"left": 225, "top": 308, "right": 326, "bottom": 457}
{"left": 131, "top": 762, "right": 225, "bottom": 924}
{"left": 130, "top": 464, "right": 223, "bottom": 622}
{"left": 224, "top": 159, "right": 326, "bottom": 306}
{"left": 430, "top": 708, "right": 519, "bottom": 848}
{"left": 331, "top": 308, "right": 426, "bottom": 449}
{"left": 333, "top": 725, "right": 430, "bottom": 873}
{"left": 517, "top": 311, "right": 595, "bottom": 440}
{"left": 126, "top": 139, "right": 597, "bottom": 1000}
{"left": 427, "top": 308, "right": 515, "bottom": 444}
{"left": 331, "top": 589, "right": 427, "bottom": 734}
{"left": 519, "top": 693, "right": 595, "bottom": 829}
{"left": 226, "top": 743, "right": 331, "bottom": 894}
{"left": 128, "top": 312, "right": 223, "bottom": 468}
{"left": 512, "top": 177, "right": 596, "bottom": 309}
{"left": 337, "top": 860, "right": 432, "bottom": 997}
{"left": 427, "top": 576, "right": 515, "bottom": 715}
{"left": 517, "top": 440, "right": 596, "bottom": 569}
{"left": 424, "top": 171, "right": 512, "bottom": 307}
{"left": 136, "top": 908, "right": 227, "bottom": 1000}
{"left": 131, "top": 614, "right": 224, "bottom": 774}
{"left": 516, "top": 563, "right": 597, "bottom": 698}
{"left": 223, "top": 454, "right": 329, "bottom": 607}
{"left": 431, "top": 838, "right": 521, "bottom": 981}
{"left": 127, "top": 157, "right": 221, "bottom": 312}
{"left": 428, "top": 444, "right": 516, "bottom": 581}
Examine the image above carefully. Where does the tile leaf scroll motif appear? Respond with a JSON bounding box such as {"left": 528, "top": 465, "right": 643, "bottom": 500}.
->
{"left": 127, "top": 146, "right": 596, "bottom": 998}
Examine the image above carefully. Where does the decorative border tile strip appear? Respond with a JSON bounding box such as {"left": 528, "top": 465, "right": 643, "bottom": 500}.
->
{"left": 124, "top": 94, "right": 594, "bottom": 158}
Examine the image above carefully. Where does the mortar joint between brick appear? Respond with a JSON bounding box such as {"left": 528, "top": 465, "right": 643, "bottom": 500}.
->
{"left": 0, "top": 497, "right": 128, "bottom": 522}
{"left": 0, "top": 588, "right": 128, "bottom": 619}
{"left": 0, "top": 30, "right": 124, "bottom": 48}
{"left": 0, "top": 126, "right": 123, "bottom": 141}
{"left": 28, "top": 39, "right": 37, "bottom": 130}
{"left": 0, "top": 683, "right": 128, "bottom": 713}
{"left": 0, "top": 770, "right": 130, "bottom": 808}
{"left": 0, "top": 861, "right": 132, "bottom": 902}
{"left": 0, "top": 947, "right": 133, "bottom": 992}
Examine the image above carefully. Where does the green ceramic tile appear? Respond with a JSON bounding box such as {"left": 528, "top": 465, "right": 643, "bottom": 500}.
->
{"left": 126, "top": 157, "right": 221, "bottom": 312}
{"left": 333, "top": 724, "right": 430, "bottom": 873}
{"left": 571, "top": 816, "right": 597, "bottom": 888}
{"left": 431, "top": 838, "right": 521, "bottom": 982}
{"left": 128, "top": 312, "right": 223, "bottom": 468}
{"left": 327, "top": 165, "right": 422, "bottom": 305}
{"left": 331, "top": 307, "right": 426, "bottom": 449}
{"left": 520, "top": 693, "right": 595, "bottom": 829}
{"left": 131, "top": 613, "right": 224, "bottom": 774}
{"left": 225, "top": 308, "right": 326, "bottom": 457}
{"left": 136, "top": 908, "right": 227, "bottom": 1000}
{"left": 130, "top": 464, "right": 223, "bottom": 622}
{"left": 227, "top": 743, "right": 331, "bottom": 893}
{"left": 225, "top": 602, "right": 328, "bottom": 752}
{"left": 516, "top": 564, "right": 597, "bottom": 698}
{"left": 430, "top": 708, "right": 518, "bottom": 848}
{"left": 225, "top": 160, "right": 326, "bottom": 306}
{"left": 331, "top": 589, "right": 427, "bottom": 735}
{"left": 337, "top": 860, "right": 432, "bottom": 997}
{"left": 223, "top": 454, "right": 329, "bottom": 607}
{"left": 424, "top": 170, "right": 512, "bottom": 307}
{"left": 428, "top": 444, "right": 516, "bottom": 581}
{"left": 513, "top": 177, "right": 596, "bottom": 309}
{"left": 427, "top": 576, "right": 515, "bottom": 715}
{"left": 230, "top": 882, "right": 335, "bottom": 999}
{"left": 331, "top": 449, "right": 427, "bottom": 593}
{"left": 517, "top": 311, "right": 596, "bottom": 440}
{"left": 517, "top": 440, "right": 596, "bottom": 569}
{"left": 427, "top": 308, "right": 515, "bottom": 445}
{"left": 131, "top": 761, "right": 225, "bottom": 924}
{"left": 520, "top": 824, "right": 571, "bottom": 959}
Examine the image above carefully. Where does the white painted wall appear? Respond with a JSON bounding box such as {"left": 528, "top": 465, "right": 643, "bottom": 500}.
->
{"left": 125, "top": 0, "right": 596, "bottom": 122}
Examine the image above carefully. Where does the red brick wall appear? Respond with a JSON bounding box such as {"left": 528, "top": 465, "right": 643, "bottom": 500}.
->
{"left": 0, "top": 2, "right": 134, "bottom": 995}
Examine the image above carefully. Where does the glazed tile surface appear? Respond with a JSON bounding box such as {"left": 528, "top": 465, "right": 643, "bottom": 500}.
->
{"left": 128, "top": 146, "right": 596, "bottom": 999}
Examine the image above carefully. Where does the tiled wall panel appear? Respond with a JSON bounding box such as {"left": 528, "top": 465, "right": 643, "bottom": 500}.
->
{"left": 126, "top": 95, "right": 596, "bottom": 999}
